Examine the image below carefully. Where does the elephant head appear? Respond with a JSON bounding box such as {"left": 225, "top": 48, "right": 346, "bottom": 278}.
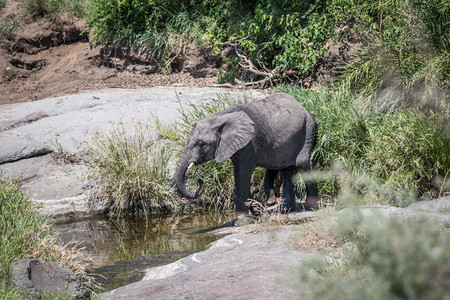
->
{"left": 175, "top": 110, "right": 255, "bottom": 199}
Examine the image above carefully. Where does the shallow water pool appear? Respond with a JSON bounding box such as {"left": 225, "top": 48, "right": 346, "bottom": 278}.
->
{"left": 53, "top": 213, "right": 235, "bottom": 290}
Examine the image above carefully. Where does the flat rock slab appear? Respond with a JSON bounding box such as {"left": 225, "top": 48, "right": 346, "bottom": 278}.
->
{"left": 103, "top": 227, "right": 316, "bottom": 300}
{"left": 0, "top": 87, "right": 265, "bottom": 221}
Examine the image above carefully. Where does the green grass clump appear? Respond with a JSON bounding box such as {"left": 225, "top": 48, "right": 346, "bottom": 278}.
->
{"left": 84, "top": 126, "right": 177, "bottom": 216}
{"left": 20, "top": 0, "right": 88, "bottom": 18}
{"left": 280, "top": 85, "right": 449, "bottom": 202}
{"left": 306, "top": 215, "right": 450, "bottom": 300}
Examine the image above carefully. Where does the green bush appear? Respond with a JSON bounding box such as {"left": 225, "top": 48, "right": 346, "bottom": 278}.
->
{"left": 236, "top": 0, "right": 329, "bottom": 73}
{"left": 280, "top": 85, "right": 450, "bottom": 200}
{"left": 306, "top": 216, "right": 450, "bottom": 300}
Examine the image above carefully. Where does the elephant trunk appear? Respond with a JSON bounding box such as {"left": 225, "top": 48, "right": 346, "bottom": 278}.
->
{"left": 175, "top": 153, "right": 204, "bottom": 199}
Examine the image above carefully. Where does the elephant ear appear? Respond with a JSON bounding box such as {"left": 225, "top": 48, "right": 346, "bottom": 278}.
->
{"left": 215, "top": 111, "right": 255, "bottom": 163}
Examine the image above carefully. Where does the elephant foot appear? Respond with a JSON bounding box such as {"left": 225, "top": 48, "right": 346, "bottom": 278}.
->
{"left": 234, "top": 213, "right": 256, "bottom": 227}
{"left": 266, "top": 190, "right": 278, "bottom": 206}
{"left": 303, "top": 195, "right": 321, "bottom": 210}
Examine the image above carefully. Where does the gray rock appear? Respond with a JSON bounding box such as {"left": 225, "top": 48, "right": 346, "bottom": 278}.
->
{"left": 103, "top": 227, "right": 317, "bottom": 299}
{"left": 9, "top": 258, "right": 89, "bottom": 298}
{"left": 329, "top": 197, "right": 450, "bottom": 228}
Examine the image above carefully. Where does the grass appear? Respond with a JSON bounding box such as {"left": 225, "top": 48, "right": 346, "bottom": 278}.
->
{"left": 0, "top": 173, "right": 90, "bottom": 298}
{"left": 280, "top": 85, "right": 450, "bottom": 202}
{"left": 303, "top": 213, "right": 450, "bottom": 300}
{"left": 1, "top": 16, "right": 20, "bottom": 38}
{"left": 83, "top": 125, "right": 177, "bottom": 217}
{"left": 20, "top": 0, "right": 89, "bottom": 18}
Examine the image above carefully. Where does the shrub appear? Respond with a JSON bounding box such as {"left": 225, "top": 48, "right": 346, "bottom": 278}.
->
{"left": 280, "top": 85, "right": 450, "bottom": 200}
{"left": 84, "top": 126, "right": 177, "bottom": 216}
{"left": 236, "top": 0, "right": 329, "bottom": 73}
{"left": 306, "top": 216, "right": 450, "bottom": 300}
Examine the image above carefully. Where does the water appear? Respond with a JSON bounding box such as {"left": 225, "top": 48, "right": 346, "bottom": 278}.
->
{"left": 53, "top": 213, "right": 235, "bottom": 291}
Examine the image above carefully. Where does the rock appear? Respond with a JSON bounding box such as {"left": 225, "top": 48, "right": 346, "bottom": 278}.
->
{"left": 9, "top": 258, "right": 89, "bottom": 298}
{"left": 329, "top": 197, "right": 450, "bottom": 228}
{"left": 102, "top": 228, "right": 318, "bottom": 299}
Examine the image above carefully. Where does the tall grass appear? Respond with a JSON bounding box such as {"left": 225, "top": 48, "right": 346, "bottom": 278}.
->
{"left": 0, "top": 174, "right": 55, "bottom": 281}
{"left": 83, "top": 126, "right": 177, "bottom": 217}
{"left": 305, "top": 215, "right": 450, "bottom": 300}
{"left": 20, "top": 0, "right": 89, "bottom": 18}
{"left": 280, "top": 85, "right": 449, "bottom": 201}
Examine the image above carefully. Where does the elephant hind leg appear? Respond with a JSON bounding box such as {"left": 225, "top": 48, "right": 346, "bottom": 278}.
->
{"left": 298, "top": 161, "right": 320, "bottom": 209}
{"left": 280, "top": 167, "right": 297, "bottom": 211}
{"left": 264, "top": 169, "right": 279, "bottom": 206}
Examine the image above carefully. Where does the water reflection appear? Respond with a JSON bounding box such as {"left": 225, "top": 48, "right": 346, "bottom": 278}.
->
{"left": 53, "top": 212, "right": 234, "bottom": 290}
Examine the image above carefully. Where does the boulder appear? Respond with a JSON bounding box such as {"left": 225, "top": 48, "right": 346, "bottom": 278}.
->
{"left": 9, "top": 258, "right": 89, "bottom": 298}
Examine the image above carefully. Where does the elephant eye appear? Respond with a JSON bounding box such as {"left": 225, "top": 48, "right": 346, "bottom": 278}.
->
{"left": 196, "top": 141, "right": 206, "bottom": 148}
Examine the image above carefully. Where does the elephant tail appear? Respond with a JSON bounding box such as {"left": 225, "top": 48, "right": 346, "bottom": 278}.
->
{"left": 311, "top": 116, "right": 320, "bottom": 169}
{"left": 312, "top": 117, "right": 319, "bottom": 149}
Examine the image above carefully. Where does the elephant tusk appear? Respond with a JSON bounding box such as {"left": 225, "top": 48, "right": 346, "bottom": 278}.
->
{"left": 187, "top": 162, "right": 194, "bottom": 172}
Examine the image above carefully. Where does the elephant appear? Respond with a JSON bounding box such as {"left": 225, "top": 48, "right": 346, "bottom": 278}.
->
{"left": 174, "top": 92, "right": 320, "bottom": 216}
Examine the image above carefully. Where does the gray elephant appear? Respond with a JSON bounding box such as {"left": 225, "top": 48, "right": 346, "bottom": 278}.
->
{"left": 175, "top": 92, "right": 320, "bottom": 216}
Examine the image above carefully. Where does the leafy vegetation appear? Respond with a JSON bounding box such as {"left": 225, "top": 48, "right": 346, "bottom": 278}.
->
{"left": 280, "top": 85, "right": 449, "bottom": 202}
{"left": 305, "top": 215, "right": 450, "bottom": 300}
{"left": 85, "top": 0, "right": 450, "bottom": 87}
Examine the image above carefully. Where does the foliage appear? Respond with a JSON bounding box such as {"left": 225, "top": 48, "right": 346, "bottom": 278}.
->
{"left": 280, "top": 85, "right": 450, "bottom": 200}
{"left": 306, "top": 215, "right": 450, "bottom": 300}
{"left": 236, "top": 0, "right": 329, "bottom": 73}
{"left": 335, "top": 0, "right": 450, "bottom": 97}
{"left": 85, "top": 0, "right": 450, "bottom": 84}
{"left": 1, "top": 16, "right": 20, "bottom": 38}
{"left": 83, "top": 126, "right": 177, "bottom": 216}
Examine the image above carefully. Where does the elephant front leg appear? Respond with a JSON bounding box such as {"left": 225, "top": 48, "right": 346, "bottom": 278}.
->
{"left": 232, "top": 157, "right": 256, "bottom": 215}
{"left": 281, "top": 167, "right": 296, "bottom": 211}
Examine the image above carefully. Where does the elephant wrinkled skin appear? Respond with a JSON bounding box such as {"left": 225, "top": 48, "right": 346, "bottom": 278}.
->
{"left": 175, "top": 93, "right": 319, "bottom": 215}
